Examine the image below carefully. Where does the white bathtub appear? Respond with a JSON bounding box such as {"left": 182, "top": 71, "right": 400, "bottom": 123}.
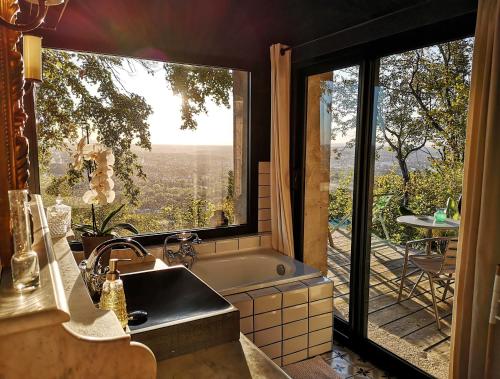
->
{"left": 191, "top": 248, "right": 320, "bottom": 296}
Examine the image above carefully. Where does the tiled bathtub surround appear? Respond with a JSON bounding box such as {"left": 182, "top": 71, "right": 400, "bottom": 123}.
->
{"left": 225, "top": 276, "right": 334, "bottom": 367}
{"left": 153, "top": 233, "right": 272, "bottom": 258}
{"left": 258, "top": 161, "right": 271, "bottom": 233}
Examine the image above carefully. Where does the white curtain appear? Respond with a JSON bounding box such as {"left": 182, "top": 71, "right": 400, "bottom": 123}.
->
{"left": 449, "top": 0, "right": 500, "bottom": 377}
{"left": 270, "top": 44, "right": 295, "bottom": 257}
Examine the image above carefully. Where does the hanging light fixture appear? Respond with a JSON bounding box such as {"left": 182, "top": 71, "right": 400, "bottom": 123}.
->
{"left": 0, "top": 0, "right": 65, "bottom": 33}
{"left": 23, "top": 35, "right": 42, "bottom": 82}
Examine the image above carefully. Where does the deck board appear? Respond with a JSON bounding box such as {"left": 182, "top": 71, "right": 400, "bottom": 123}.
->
{"left": 328, "top": 229, "right": 452, "bottom": 378}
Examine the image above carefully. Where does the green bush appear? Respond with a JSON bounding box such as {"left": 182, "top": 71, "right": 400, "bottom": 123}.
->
{"left": 330, "top": 160, "right": 463, "bottom": 245}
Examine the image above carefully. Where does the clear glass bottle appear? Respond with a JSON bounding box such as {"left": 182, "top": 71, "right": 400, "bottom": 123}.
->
{"left": 47, "top": 195, "right": 72, "bottom": 238}
{"left": 9, "top": 189, "right": 40, "bottom": 293}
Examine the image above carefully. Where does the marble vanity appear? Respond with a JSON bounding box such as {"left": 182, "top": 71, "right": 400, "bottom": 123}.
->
{"left": 0, "top": 195, "right": 289, "bottom": 378}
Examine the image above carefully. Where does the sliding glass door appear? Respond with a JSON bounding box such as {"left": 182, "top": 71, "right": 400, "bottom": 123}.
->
{"left": 367, "top": 37, "right": 473, "bottom": 378}
{"left": 303, "top": 66, "right": 361, "bottom": 322}
{"left": 297, "top": 35, "right": 473, "bottom": 378}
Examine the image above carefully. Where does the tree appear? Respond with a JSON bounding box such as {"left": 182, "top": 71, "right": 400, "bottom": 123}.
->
{"left": 163, "top": 63, "right": 233, "bottom": 130}
{"left": 38, "top": 50, "right": 235, "bottom": 207}
{"left": 38, "top": 50, "right": 152, "bottom": 204}
{"left": 326, "top": 38, "right": 473, "bottom": 206}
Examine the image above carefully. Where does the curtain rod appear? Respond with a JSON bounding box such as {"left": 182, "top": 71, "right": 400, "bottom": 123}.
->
{"left": 279, "top": 0, "right": 431, "bottom": 55}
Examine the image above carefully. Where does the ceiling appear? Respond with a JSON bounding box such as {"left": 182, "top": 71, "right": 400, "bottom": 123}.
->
{"left": 33, "top": 0, "right": 475, "bottom": 68}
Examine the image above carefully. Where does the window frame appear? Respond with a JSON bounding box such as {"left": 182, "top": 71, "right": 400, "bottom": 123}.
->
{"left": 26, "top": 50, "right": 259, "bottom": 249}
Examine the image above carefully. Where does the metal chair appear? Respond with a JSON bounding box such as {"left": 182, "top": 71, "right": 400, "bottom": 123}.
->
{"left": 397, "top": 237, "right": 458, "bottom": 330}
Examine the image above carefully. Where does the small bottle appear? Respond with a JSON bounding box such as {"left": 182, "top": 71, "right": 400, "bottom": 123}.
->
{"left": 99, "top": 258, "right": 130, "bottom": 329}
{"left": 9, "top": 189, "right": 40, "bottom": 293}
{"left": 47, "top": 195, "right": 72, "bottom": 238}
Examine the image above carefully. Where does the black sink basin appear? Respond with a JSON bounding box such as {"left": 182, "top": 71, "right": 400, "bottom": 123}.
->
{"left": 122, "top": 266, "right": 240, "bottom": 360}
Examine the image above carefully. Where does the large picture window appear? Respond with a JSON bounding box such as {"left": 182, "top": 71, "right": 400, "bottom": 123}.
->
{"left": 36, "top": 49, "right": 249, "bottom": 238}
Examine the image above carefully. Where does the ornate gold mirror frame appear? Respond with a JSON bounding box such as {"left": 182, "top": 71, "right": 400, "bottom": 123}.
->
{"left": 0, "top": 0, "right": 30, "bottom": 267}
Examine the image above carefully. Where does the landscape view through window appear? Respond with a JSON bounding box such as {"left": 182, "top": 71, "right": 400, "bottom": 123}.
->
{"left": 37, "top": 49, "right": 249, "bottom": 237}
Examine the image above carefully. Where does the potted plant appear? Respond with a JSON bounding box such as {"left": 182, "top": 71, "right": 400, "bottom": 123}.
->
{"left": 74, "top": 204, "right": 139, "bottom": 257}
{"left": 72, "top": 137, "right": 139, "bottom": 257}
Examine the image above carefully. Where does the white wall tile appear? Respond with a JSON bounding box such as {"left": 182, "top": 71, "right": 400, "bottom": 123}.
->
{"left": 258, "top": 220, "right": 272, "bottom": 233}
{"left": 283, "top": 303, "right": 308, "bottom": 324}
{"left": 258, "top": 161, "right": 271, "bottom": 174}
{"left": 240, "top": 316, "right": 254, "bottom": 334}
{"left": 254, "top": 325, "right": 282, "bottom": 347}
{"left": 308, "top": 327, "right": 332, "bottom": 347}
{"left": 308, "top": 341, "right": 332, "bottom": 357}
{"left": 258, "top": 196, "right": 271, "bottom": 209}
{"left": 258, "top": 185, "right": 271, "bottom": 198}
{"left": 309, "top": 298, "right": 333, "bottom": 317}
{"left": 258, "top": 173, "right": 271, "bottom": 186}
{"left": 215, "top": 238, "right": 238, "bottom": 253}
{"left": 283, "top": 319, "right": 308, "bottom": 340}
{"left": 260, "top": 234, "right": 272, "bottom": 248}
{"left": 248, "top": 287, "right": 281, "bottom": 314}
{"left": 258, "top": 208, "right": 271, "bottom": 221}
{"left": 302, "top": 277, "right": 333, "bottom": 301}
{"left": 282, "top": 349, "right": 308, "bottom": 366}
{"left": 260, "top": 342, "right": 281, "bottom": 359}
{"left": 276, "top": 282, "right": 308, "bottom": 307}
{"left": 254, "top": 310, "right": 281, "bottom": 331}
{"left": 196, "top": 241, "right": 216, "bottom": 255}
{"left": 283, "top": 334, "right": 308, "bottom": 355}
{"left": 225, "top": 293, "right": 253, "bottom": 318}
{"left": 238, "top": 236, "right": 260, "bottom": 250}
{"left": 309, "top": 313, "right": 332, "bottom": 332}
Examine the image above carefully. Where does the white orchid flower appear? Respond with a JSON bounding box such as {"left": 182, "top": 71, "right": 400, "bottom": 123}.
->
{"left": 75, "top": 139, "right": 117, "bottom": 206}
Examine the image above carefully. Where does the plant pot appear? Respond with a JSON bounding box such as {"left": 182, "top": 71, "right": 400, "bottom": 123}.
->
{"left": 82, "top": 234, "right": 114, "bottom": 259}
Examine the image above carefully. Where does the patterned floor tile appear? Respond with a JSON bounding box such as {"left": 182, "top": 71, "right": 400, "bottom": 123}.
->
{"left": 321, "top": 340, "right": 398, "bottom": 379}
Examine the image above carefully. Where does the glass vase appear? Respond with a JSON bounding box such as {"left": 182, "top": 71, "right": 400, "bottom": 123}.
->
{"left": 9, "top": 189, "right": 40, "bottom": 293}
{"left": 433, "top": 207, "right": 447, "bottom": 223}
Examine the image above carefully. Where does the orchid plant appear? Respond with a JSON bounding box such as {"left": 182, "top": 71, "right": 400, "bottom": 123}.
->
{"left": 72, "top": 137, "right": 139, "bottom": 237}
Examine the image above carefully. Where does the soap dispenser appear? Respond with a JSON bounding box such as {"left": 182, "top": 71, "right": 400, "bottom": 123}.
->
{"left": 99, "top": 258, "right": 130, "bottom": 329}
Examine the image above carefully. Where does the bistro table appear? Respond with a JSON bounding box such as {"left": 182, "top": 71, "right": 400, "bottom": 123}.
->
{"left": 396, "top": 215, "right": 460, "bottom": 299}
{"left": 396, "top": 215, "right": 460, "bottom": 254}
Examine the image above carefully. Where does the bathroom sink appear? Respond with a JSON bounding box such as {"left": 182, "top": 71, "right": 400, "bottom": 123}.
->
{"left": 122, "top": 266, "right": 240, "bottom": 360}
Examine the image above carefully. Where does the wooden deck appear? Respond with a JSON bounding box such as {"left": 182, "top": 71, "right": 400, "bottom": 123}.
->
{"left": 327, "top": 229, "right": 452, "bottom": 379}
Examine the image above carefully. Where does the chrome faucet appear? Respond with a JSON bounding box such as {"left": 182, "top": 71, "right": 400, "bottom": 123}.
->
{"left": 163, "top": 232, "right": 201, "bottom": 269}
{"left": 79, "top": 237, "right": 150, "bottom": 300}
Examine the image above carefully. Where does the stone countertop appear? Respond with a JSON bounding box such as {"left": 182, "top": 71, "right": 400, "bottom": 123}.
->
{"left": 157, "top": 334, "right": 290, "bottom": 379}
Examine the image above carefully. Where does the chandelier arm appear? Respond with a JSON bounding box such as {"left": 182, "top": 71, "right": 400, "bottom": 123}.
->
{"left": 0, "top": 0, "right": 48, "bottom": 32}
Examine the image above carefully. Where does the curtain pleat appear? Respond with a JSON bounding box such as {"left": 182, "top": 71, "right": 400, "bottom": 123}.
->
{"left": 270, "top": 44, "right": 295, "bottom": 257}
{"left": 449, "top": 0, "right": 500, "bottom": 377}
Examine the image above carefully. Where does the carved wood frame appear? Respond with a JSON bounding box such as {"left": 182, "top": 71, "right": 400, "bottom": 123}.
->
{"left": 0, "top": 0, "right": 30, "bottom": 267}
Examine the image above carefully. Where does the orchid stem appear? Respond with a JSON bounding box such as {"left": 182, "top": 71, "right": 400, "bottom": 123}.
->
{"left": 84, "top": 125, "right": 98, "bottom": 235}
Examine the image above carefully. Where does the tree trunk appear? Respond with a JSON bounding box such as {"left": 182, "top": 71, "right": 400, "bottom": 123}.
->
{"left": 397, "top": 155, "right": 410, "bottom": 206}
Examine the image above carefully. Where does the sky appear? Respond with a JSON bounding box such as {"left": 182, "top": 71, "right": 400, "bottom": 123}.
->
{"left": 115, "top": 60, "right": 234, "bottom": 146}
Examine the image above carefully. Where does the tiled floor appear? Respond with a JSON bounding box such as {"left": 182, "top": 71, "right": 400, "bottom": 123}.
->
{"left": 319, "top": 340, "right": 397, "bottom": 379}
{"left": 328, "top": 230, "right": 452, "bottom": 378}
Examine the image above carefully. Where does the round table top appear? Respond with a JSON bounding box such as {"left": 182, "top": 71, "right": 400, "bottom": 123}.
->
{"left": 396, "top": 215, "right": 460, "bottom": 230}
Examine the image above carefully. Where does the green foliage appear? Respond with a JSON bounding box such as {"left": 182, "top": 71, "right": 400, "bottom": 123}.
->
{"left": 164, "top": 64, "right": 233, "bottom": 130}
{"left": 38, "top": 50, "right": 153, "bottom": 204}
{"left": 37, "top": 50, "right": 239, "bottom": 238}
{"left": 163, "top": 195, "right": 216, "bottom": 230}
{"left": 369, "top": 161, "right": 463, "bottom": 244}
{"left": 328, "top": 173, "right": 353, "bottom": 221}
{"left": 74, "top": 204, "right": 139, "bottom": 237}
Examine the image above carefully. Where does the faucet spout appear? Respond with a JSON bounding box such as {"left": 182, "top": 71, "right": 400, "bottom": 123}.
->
{"left": 79, "top": 237, "right": 150, "bottom": 300}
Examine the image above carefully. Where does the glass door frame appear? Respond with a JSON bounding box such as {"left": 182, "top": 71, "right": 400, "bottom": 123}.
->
{"left": 290, "top": 20, "right": 475, "bottom": 378}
